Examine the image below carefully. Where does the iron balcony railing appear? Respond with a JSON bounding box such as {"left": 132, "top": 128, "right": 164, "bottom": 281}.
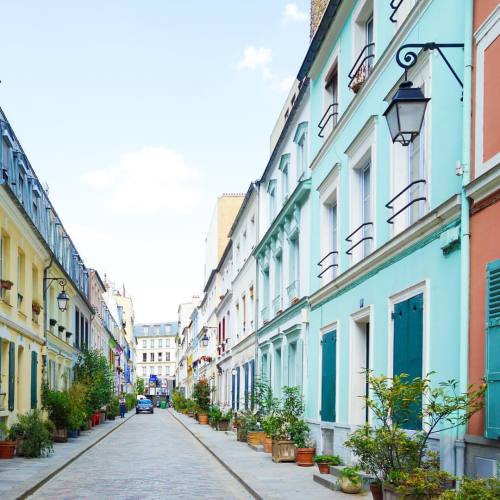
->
{"left": 317, "top": 251, "right": 339, "bottom": 278}
{"left": 286, "top": 280, "right": 299, "bottom": 304}
{"left": 385, "top": 180, "right": 427, "bottom": 224}
{"left": 272, "top": 295, "right": 283, "bottom": 315}
{"left": 389, "top": 0, "right": 404, "bottom": 22}
{"left": 318, "top": 103, "right": 339, "bottom": 138}
{"left": 348, "top": 43, "right": 375, "bottom": 91}
{"left": 346, "top": 222, "right": 373, "bottom": 255}
{"left": 261, "top": 306, "right": 270, "bottom": 323}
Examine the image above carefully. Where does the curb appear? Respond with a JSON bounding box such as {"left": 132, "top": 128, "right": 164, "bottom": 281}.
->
{"left": 16, "top": 413, "right": 135, "bottom": 499}
{"left": 169, "top": 409, "right": 263, "bottom": 500}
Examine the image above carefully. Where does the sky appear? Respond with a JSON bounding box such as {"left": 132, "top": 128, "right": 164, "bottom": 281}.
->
{"left": 1, "top": 0, "right": 310, "bottom": 322}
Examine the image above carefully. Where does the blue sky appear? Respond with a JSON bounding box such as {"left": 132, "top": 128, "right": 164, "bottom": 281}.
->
{"left": 1, "top": 0, "right": 310, "bottom": 321}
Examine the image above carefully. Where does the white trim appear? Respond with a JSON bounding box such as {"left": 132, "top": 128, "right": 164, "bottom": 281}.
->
{"left": 474, "top": 7, "right": 500, "bottom": 177}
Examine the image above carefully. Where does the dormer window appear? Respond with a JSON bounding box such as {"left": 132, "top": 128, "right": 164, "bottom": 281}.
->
{"left": 293, "top": 122, "right": 308, "bottom": 179}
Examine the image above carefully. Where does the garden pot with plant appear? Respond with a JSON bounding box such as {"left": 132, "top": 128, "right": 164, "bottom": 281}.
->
{"left": 217, "top": 409, "right": 232, "bottom": 431}
{"left": 291, "top": 418, "right": 315, "bottom": 466}
{"left": 42, "top": 386, "right": 71, "bottom": 443}
{"left": 313, "top": 454, "right": 342, "bottom": 474}
{"left": 340, "top": 466, "right": 363, "bottom": 494}
{"left": 369, "top": 481, "right": 383, "bottom": 500}
{"left": 0, "top": 423, "right": 16, "bottom": 459}
{"left": 193, "top": 378, "right": 211, "bottom": 425}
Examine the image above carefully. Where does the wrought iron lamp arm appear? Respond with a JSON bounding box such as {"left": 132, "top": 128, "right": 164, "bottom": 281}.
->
{"left": 43, "top": 277, "right": 67, "bottom": 292}
{"left": 396, "top": 43, "right": 464, "bottom": 88}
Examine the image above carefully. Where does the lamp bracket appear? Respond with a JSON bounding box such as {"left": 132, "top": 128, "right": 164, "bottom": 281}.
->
{"left": 44, "top": 277, "right": 67, "bottom": 293}
{"left": 396, "top": 42, "right": 464, "bottom": 88}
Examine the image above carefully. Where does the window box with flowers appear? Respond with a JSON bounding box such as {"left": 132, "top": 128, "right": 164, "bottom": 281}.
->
{"left": 32, "top": 301, "right": 42, "bottom": 316}
{"left": 1, "top": 280, "right": 14, "bottom": 290}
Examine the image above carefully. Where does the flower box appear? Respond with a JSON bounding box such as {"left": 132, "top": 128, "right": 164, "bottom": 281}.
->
{"left": 0, "top": 280, "right": 13, "bottom": 290}
{"left": 272, "top": 440, "right": 295, "bottom": 463}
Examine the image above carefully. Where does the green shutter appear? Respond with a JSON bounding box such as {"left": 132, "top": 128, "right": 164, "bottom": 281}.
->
{"left": 31, "top": 351, "right": 38, "bottom": 409}
{"left": 8, "top": 342, "right": 15, "bottom": 411}
{"left": 321, "top": 330, "right": 336, "bottom": 422}
{"left": 393, "top": 294, "right": 423, "bottom": 430}
{"left": 485, "top": 260, "right": 500, "bottom": 439}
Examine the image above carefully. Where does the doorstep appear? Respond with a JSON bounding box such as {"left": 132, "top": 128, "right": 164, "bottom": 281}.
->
{"left": 0, "top": 411, "right": 134, "bottom": 500}
{"left": 248, "top": 443, "right": 264, "bottom": 452}
{"left": 314, "top": 472, "right": 339, "bottom": 491}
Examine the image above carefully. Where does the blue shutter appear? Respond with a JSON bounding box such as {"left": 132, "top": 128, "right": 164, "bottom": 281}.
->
{"left": 393, "top": 294, "right": 423, "bottom": 430}
{"left": 231, "top": 374, "right": 236, "bottom": 410}
{"left": 321, "top": 330, "right": 336, "bottom": 422}
{"left": 244, "top": 364, "right": 249, "bottom": 409}
{"left": 236, "top": 367, "right": 241, "bottom": 411}
{"left": 31, "top": 351, "right": 38, "bottom": 409}
{"left": 8, "top": 342, "right": 15, "bottom": 411}
{"left": 250, "top": 359, "right": 255, "bottom": 409}
{"left": 486, "top": 260, "right": 500, "bottom": 439}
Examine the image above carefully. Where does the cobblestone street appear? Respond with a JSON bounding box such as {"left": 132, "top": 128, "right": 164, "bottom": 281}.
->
{"left": 29, "top": 411, "right": 251, "bottom": 500}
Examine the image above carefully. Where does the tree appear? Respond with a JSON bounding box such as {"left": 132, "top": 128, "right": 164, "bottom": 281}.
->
{"left": 135, "top": 377, "right": 145, "bottom": 395}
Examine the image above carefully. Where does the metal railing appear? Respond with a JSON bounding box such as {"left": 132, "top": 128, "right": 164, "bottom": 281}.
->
{"left": 385, "top": 180, "right": 426, "bottom": 224}
{"left": 286, "top": 280, "right": 300, "bottom": 304}
{"left": 389, "top": 0, "right": 405, "bottom": 22}
{"left": 318, "top": 103, "right": 339, "bottom": 138}
{"left": 317, "top": 251, "right": 339, "bottom": 278}
{"left": 272, "top": 295, "right": 283, "bottom": 315}
{"left": 346, "top": 222, "right": 373, "bottom": 255}
{"left": 348, "top": 43, "right": 375, "bottom": 91}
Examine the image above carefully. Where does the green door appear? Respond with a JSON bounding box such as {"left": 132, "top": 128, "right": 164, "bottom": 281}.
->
{"left": 31, "top": 351, "right": 38, "bottom": 409}
{"left": 486, "top": 260, "right": 500, "bottom": 439}
{"left": 321, "top": 330, "right": 336, "bottom": 422}
{"left": 393, "top": 293, "right": 423, "bottom": 430}
{"left": 8, "top": 342, "right": 15, "bottom": 411}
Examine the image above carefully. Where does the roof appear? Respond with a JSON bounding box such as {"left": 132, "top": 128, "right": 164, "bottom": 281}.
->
{"left": 134, "top": 322, "right": 179, "bottom": 337}
{"left": 228, "top": 182, "right": 258, "bottom": 238}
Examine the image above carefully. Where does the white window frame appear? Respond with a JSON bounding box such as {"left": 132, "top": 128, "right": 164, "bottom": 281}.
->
{"left": 352, "top": 0, "right": 375, "bottom": 73}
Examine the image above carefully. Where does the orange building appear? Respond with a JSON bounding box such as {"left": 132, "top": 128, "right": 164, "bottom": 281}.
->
{"left": 466, "top": 0, "right": 500, "bottom": 477}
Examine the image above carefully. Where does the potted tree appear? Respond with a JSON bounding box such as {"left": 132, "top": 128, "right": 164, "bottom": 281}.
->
{"left": 217, "top": 408, "right": 233, "bottom": 431}
{"left": 193, "top": 378, "right": 211, "bottom": 424}
{"left": 313, "top": 454, "right": 343, "bottom": 474}
{"left": 7, "top": 410, "right": 54, "bottom": 458}
{"left": 42, "top": 386, "right": 71, "bottom": 442}
{"left": 340, "top": 466, "right": 363, "bottom": 494}
{"left": 68, "top": 382, "right": 87, "bottom": 438}
{"left": 291, "top": 419, "right": 315, "bottom": 466}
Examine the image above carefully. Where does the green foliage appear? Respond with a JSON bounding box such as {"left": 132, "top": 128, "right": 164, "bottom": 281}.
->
{"left": 135, "top": 378, "right": 145, "bottom": 395}
{"left": 251, "top": 377, "right": 279, "bottom": 417}
{"left": 125, "top": 393, "right": 136, "bottom": 411}
{"left": 289, "top": 418, "right": 311, "bottom": 448}
{"left": 340, "top": 466, "right": 362, "bottom": 486}
{"left": 42, "top": 386, "right": 71, "bottom": 429}
{"left": 106, "top": 396, "right": 119, "bottom": 419}
{"left": 313, "top": 454, "right": 343, "bottom": 465}
{"left": 208, "top": 405, "right": 223, "bottom": 425}
{"left": 67, "top": 382, "right": 88, "bottom": 430}
{"left": 345, "top": 371, "right": 485, "bottom": 483}
{"left": 193, "top": 378, "right": 211, "bottom": 412}
{"left": 439, "top": 477, "right": 500, "bottom": 500}
{"left": 234, "top": 409, "right": 260, "bottom": 432}
{"left": 391, "top": 469, "right": 454, "bottom": 497}
{"left": 261, "top": 414, "right": 286, "bottom": 440}
{"left": 74, "top": 348, "right": 114, "bottom": 417}
{"left": 172, "top": 390, "right": 187, "bottom": 411}
{"left": 9, "top": 410, "right": 54, "bottom": 458}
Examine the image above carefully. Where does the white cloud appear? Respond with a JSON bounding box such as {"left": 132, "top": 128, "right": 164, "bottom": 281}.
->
{"left": 81, "top": 146, "right": 200, "bottom": 215}
{"left": 237, "top": 46, "right": 272, "bottom": 71}
{"left": 283, "top": 3, "right": 308, "bottom": 22}
{"left": 274, "top": 76, "right": 295, "bottom": 93}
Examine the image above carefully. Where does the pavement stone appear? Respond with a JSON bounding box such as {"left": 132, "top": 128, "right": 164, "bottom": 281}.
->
{"left": 28, "top": 409, "right": 250, "bottom": 500}
{"left": 0, "top": 411, "right": 134, "bottom": 500}
{"left": 170, "top": 409, "right": 369, "bottom": 500}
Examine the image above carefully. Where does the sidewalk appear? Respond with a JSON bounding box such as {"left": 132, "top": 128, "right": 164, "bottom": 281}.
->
{"left": 169, "top": 409, "right": 368, "bottom": 500}
{"left": 0, "top": 412, "right": 134, "bottom": 500}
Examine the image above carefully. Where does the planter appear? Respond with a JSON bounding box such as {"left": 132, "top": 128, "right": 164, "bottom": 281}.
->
{"left": 237, "top": 427, "right": 247, "bottom": 442}
{"left": 247, "top": 431, "right": 266, "bottom": 446}
{"left": 1, "top": 280, "right": 13, "bottom": 290}
{"left": 370, "top": 482, "right": 383, "bottom": 500}
{"left": 316, "top": 462, "right": 331, "bottom": 474}
{"left": 99, "top": 411, "right": 106, "bottom": 424}
{"left": 217, "top": 420, "right": 230, "bottom": 431}
{"left": 0, "top": 441, "right": 16, "bottom": 459}
{"left": 68, "top": 429, "right": 78, "bottom": 439}
{"left": 187, "top": 411, "right": 195, "bottom": 418}
{"left": 198, "top": 413, "right": 208, "bottom": 425}
{"left": 263, "top": 435, "right": 272, "bottom": 453}
{"left": 382, "top": 482, "right": 454, "bottom": 500}
{"left": 272, "top": 440, "right": 295, "bottom": 463}
{"left": 53, "top": 428, "right": 68, "bottom": 443}
{"left": 295, "top": 447, "right": 316, "bottom": 466}
{"left": 340, "top": 477, "right": 362, "bottom": 494}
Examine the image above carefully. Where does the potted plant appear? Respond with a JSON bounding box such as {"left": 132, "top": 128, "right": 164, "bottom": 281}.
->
{"left": 217, "top": 409, "right": 232, "bottom": 431}
{"left": 0, "top": 279, "right": 13, "bottom": 290}
{"left": 384, "top": 469, "right": 455, "bottom": 500}
{"left": 351, "top": 65, "right": 367, "bottom": 94}
{"left": 340, "top": 466, "right": 363, "bottom": 494}
{"left": 261, "top": 414, "right": 280, "bottom": 453}
{"left": 7, "top": 410, "right": 54, "bottom": 458}
{"left": 68, "top": 382, "right": 87, "bottom": 438}
{"left": 439, "top": 476, "right": 500, "bottom": 499}
{"left": 42, "top": 386, "right": 71, "bottom": 442}
{"left": 0, "top": 423, "right": 17, "bottom": 459}
{"left": 291, "top": 419, "right": 315, "bottom": 466}
{"left": 193, "top": 379, "right": 211, "bottom": 424}
{"left": 32, "top": 300, "right": 42, "bottom": 315}
{"left": 314, "top": 454, "right": 343, "bottom": 474}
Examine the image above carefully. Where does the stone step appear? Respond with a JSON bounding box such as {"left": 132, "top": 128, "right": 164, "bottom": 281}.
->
{"left": 247, "top": 443, "right": 264, "bottom": 452}
{"left": 313, "top": 473, "right": 339, "bottom": 491}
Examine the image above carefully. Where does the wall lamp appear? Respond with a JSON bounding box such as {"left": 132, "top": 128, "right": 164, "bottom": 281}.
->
{"left": 44, "top": 277, "right": 70, "bottom": 312}
{"left": 384, "top": 42, "right": 464, "bottom": 146}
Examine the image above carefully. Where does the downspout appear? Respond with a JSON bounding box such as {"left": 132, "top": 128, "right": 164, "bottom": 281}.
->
{"left": 253, "top": 181, "right": 260, "bottom": 382}
{"left": 42, "top": 257, "right": 54, "bottom": 382}
{"left": 456, "top": 0, "right": 473, "bottom": 478}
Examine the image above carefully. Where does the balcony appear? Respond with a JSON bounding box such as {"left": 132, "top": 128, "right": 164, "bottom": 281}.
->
{"left": 346, "top": 222, "right": 374, "bottom": 256}
{"left": 317, "top": 251, "right": 339, "bottom": 279}
{"left": 286, "top": 280, "right": 300, "bottom": 306}
{"left": 261, "top": 306, "right": 270, "bottom": 324}
{"left": 318, "top": 103, "right": 339, "bottom": 138}
{"left": 348, "top": 43, "right": 375, "bottom": 93}
{"left": 272, "top": 295, "right": 283, "bottom": 316}
{"left": 385, "top": 180, "right": 427, "bottom": 224}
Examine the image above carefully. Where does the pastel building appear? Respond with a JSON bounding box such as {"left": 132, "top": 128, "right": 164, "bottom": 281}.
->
{"left": 301, "top": 0, "right": 472, "bottom": 476}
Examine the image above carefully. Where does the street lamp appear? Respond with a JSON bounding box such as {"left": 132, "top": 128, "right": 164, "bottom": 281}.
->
{"left": 201, "top": 334, "right": 209, "bottom": 347}
{"left": 383, "top": 81, "right": 429, "bottom": 146}
{"left": 44, "top": 277, "right": 69, "bottom": 312}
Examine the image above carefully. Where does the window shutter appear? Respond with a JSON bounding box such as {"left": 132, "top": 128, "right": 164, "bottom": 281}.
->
{"left": 250, "top": 359, "right": 255, "bottom": 409}
{"left": 31, "top": 351, "right": 38, "bottom": 409}
{"left": 393, "top": 293, "right": 423, "bottom": 430}
{"left": 236, "top": 367, "right": 241, "bottom": 411}
{"left": 231, "top": 373, "right": 236, "bottom": 410}
{"left": 244, "top": 364, "right": 249, "bottom": 409}
{"left": 8, "top": 342, "right": 15, "bottom": 411}
{"left": 485, "top": 260, "right": 500, "bottom": 439}
{"left": 321, "top": 330, "right": 336, "bottom": 422}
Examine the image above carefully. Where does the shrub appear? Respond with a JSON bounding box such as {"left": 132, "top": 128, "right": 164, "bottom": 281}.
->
{"left": 68, "top": 382, "right": 88, "bottom": 430}
{"left": 289, "top": 418, "right": 311, "bottom": 448}
{"left": 125, "top": 393, "right": 136, "bottom": 411}
{"left": 193, "top": 378, "right": 211, "bottom": 412}
{"left": 9, "top": 410, "right": 54, "bottom": 458}
{"left": 106, "top": 396, "right": 119, "bottom": 420}
{"left": 172, "top": 390, "right": 187, "bottom": 411}
{"left": 439, "top": 477, "right": 500, "bottom": 500}
{"left": 314, "top": 455, "right": 343, "bottom": 465}
{"left": 42, "top": 386, "right": 71, "bottom": 429}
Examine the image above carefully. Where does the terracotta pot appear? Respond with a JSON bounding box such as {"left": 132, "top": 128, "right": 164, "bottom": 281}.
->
{"left": 340, "top": 477, "right": 362, "bottom": 494}
{"left": 247, "top": 431, "right": 266, "bottom": 446}
{"left": 198, "top": 413, "right": 209, "bottom": 425}
{"left": 295, "top": 447, "right": 315, "bottom": 466}
{"left": 317, "top": 462, "right": 330, "bottom": 474}
{"left": 263, "top": 436, "right": 272, "bottom": 453}
{"left": 369, "top": 482, "right": 383, "bottom": 500}
{"left": 53, "top": 428, "right": 68, "bottom": 443}
{"left": 0, "top": 441, "right": 16, "bottom": 459}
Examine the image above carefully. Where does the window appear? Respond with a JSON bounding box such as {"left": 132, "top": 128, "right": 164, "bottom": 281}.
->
{"left": 143, "top": 326, "right": 148, "bottom": 335}
{"left": 17, "top": 249, "right": 25, "bottom": 300}
{"left": 158, "top": 366, "right": 162, "bottom": 376}
{"left": 296, "top": 134, "right": 307, "bottom": 178}
{"left": 267, "top": 180, "right": 277, "bottom": 221}
{"left": 166, "top": 338, "right": 170, "bottom": 348}
{"left": 262, "top": 266, "right": 270, "bottom": 321}
{"left": 360, "top": 161, "right": 372, "bottom": 257}
{"left": 273, "top": 255, "right": 282, "bottom": 314}
{"left": 150, "top": 339, "right": 154, "bottom": 349}
{"left": 279, "top": 154, "right": 290, "bottom": 203}
{"left": 165, "top": 352, "right": 170, "bottom": 362}
{"left": 158, "top": 352, "right": 162, "bottom": 362}
{"left": 142, "top": 340, "right": 146, "bottom": 348}
{"left": 142, "top": 366, "right": 146, "bottom": 376}
{"left": 158, "top": 339, "right": 163, "bottom": 348}
{"left": 365, "top": 15, "right": 374, "bottom": 71}
{"left": 150, "top": 352, "right": 154, "bottom": 362}
{"left": 320, "top": 62, "right": 339, "bottom": 137}
{"left": 350, "top": 0, "right": 375, "bottom": 92}
{"left": 142, "top": 353, "right": 147, "bottom": 362}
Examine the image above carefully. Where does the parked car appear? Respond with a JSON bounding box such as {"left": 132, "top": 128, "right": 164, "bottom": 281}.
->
{"left": 136, "top": 399, "right": 154, "bottom": 414}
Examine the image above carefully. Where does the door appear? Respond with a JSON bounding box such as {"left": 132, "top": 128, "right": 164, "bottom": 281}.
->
{"left": 393, "top": 293, "right": 423, "bottom": 429}
{"left": 321, "top": 330, "right": 337, "bottom": 422}
{"left": 8, "top": 342, "right": 15, "bottom": 411}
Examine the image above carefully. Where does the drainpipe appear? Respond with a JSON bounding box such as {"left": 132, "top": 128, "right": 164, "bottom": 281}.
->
{"left": 253, "top": 181, "right": 260, "bottom": 381}
{"left": 42, "top": 257, "right": 53, "bottom": 381}
{"left": 457, "top": 0, "right": 473, "bottom": 479}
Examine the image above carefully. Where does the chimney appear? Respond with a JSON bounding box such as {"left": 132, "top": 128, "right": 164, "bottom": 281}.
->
{"left": 310, "top": 0, "right": 329, "bottom": 39}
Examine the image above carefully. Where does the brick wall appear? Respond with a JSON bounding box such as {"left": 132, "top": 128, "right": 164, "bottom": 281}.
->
{"left": 310, "top": 0, "right": 329, "bottom": 39}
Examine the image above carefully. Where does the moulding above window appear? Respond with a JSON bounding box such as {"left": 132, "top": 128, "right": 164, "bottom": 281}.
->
{"left": 283, "top": 323, "right": 301, "bottom": 340}
{"left": 267, "top": 179, "right": 277, "bottom": 193}
{"left": 317, "top": 162, "right": 340, "bottom": 197}
{"left": 344, "top": 115, "right": 377, "bottom": 159}
{"left": 293, "top": 121, "right": 308, "bottom": 143}
{"left": 278, "top": 153, "right": 290, "bottom": 171}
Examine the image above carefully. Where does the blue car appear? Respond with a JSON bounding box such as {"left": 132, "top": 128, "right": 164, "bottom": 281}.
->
{"left": 136, "top": 399, "right": 154, "bottom": 414}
